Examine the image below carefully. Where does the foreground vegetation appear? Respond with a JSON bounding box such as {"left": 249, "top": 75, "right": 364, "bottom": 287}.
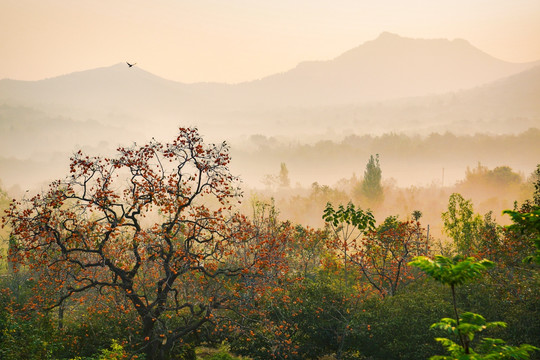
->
{"left": 1, "top": 128, "right": 538, "bottom": 359}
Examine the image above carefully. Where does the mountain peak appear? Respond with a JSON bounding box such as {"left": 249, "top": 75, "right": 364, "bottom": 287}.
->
{"left": 1, "top": 33, "right": 537, "bottom": 112}
{"left": 371, "top": 32, "right": 472, "bottom": 47}
{"left": 337, "top": 32, "right": 501, "bottom": 62}
{"left": 376, "top": 31, "right": 402, "bottom": 40}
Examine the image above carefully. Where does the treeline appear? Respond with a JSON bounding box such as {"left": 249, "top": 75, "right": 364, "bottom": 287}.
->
{"left": 231, "top": 128, "right": 540, "bottom": 188}
{"left": 0, "top": 128, "right": 538, "bottom": 360}
{"left": 245, "top": 158, "right": 533, "bottom": 242}
{"left": 240, "top": 128, "right": 540, "bottom": 161}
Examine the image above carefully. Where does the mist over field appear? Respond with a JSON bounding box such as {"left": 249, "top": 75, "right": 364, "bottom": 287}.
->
{"left": 2, "top": 1, "right": 540, "bottom": 356}
{"left": 0, "top": 33, "right": 538, "bottom": 248}
{"left": 1, "top": 33, "right": 539, "bottom": 193}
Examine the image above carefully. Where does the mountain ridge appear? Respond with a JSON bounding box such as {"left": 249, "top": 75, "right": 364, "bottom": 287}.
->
{"left": 2, "top": 32, "right": 538, "bottom": 84}
{"left": 1, "top": 32, "right": 539, "bottom": 123}
{"left": 236, "top": 32, "right": 539, "bottom": 106}
{"left": 1, "top": 34, "right": 539, "bottom": 192}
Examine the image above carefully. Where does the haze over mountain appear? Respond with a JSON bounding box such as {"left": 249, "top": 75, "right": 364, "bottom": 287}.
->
{"left": 1, "top": 33, "right": 539, "bottom": 191}
{"left": 244, "top": 63, "right": 540, "bottom": 138}
{"left": 238, "top": 32, "right": 538, "bottom": 107}
{"left": 1, "top": 33, "right": 537, "bottom": 114}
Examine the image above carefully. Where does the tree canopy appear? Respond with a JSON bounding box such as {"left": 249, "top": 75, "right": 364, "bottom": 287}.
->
{"left": 4, "top": 128, "right": 290, "bottom": 359}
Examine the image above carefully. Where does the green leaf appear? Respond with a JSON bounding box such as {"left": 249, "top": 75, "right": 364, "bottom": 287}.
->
{"left": 409, "top": 255, "right": 494, "bottom": 286}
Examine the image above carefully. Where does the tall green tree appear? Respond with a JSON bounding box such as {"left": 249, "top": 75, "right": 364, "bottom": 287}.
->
{"left": 442, "top": 193, "right": 483, "bottom": 255}
{"left": 279, "top": 162, "right": 291, "bottom": 188}
{"left": 360, "top": 154, "right": 383, "bottom": 204}
{"left": 521, "top": 164, "right": 540, "bottom": 210}
{"left": 503, "top": 207, "right": 540, "bottom": 265}
{"left": 533, "top": 164, "right": 540, "bottom": 206}
{"left": 503, "top": 163, "right": 540, "bottom": 264}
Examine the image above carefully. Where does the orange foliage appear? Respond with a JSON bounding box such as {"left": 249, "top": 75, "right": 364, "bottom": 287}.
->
{"left": 4, "top": 128, "right": 292, "bottom": 360}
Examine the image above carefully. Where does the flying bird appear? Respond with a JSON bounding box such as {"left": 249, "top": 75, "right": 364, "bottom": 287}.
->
{"left": 126, "top": 62, "right": 137, "bottom": 68}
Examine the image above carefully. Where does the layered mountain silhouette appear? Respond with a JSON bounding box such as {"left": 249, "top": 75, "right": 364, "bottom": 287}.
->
{"left": 1, "top": 33, "right": 539, "bottom": 191}
{"left": 1, "top": 32, "right": 538, "bottom": 116}
{"left": 239, "top": 32, "right": 538, "bottom": 106}
{"left": 222, "top": 64, "right": 540, "bottom": 138}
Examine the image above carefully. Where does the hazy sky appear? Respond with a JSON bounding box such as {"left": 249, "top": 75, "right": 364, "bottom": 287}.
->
{"left": 1, "top": 0, "right": 540, "bottom": 83}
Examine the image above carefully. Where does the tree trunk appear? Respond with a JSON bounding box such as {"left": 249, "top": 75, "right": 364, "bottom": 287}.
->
{"left": 142, "top": 316, "right": 164, "bottom": 360}
{"left": 451, "top": 284, "right": 467, "bottom": 352}
{"left": 58, "top": 302, "right": 64, "bottom": 330}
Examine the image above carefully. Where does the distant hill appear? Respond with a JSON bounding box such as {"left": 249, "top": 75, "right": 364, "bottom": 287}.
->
{"left": 237, "top": 32, "right": 538, "bottom": 107}
{"left": 201, "top": 64, "right": 540, "bottom": 138}
{"left": 456, "top": 64, "right": 540, "bottom": 116}
{"left": 1, "top": 33, "right": 539, "bottom": 191}
{"left": 1, "top": 32, "right": 537, "bottom": 117}
{"left": 0, "top": 64, "right": 197, "bottom": 119}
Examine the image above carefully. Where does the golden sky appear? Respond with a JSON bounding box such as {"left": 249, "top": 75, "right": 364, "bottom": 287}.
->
{"left": 1, "top": 0, "right": 540, "bottom": 83}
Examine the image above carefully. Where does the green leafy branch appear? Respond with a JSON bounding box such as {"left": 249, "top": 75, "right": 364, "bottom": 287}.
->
{"left": 409, "top": 255, "right": 537, "bottom": 359}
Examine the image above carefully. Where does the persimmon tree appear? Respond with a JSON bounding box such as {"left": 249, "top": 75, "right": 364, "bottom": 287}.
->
{"left": 218, "top": 198, "right": 299, "bottom": 359}
{"left": 323, "top": 204, "right": 428, "bottom": 298}
{"left": 4, "top": 128, "right": 285, "bottom": 360}
{"left": 349, "top": 216, "right": 429, "bottom": 298}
